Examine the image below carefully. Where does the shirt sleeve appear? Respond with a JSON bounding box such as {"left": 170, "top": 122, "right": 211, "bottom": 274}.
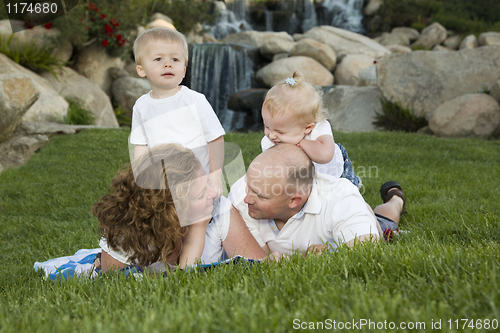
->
{"left": 129, "top": 103, "right": 148, "bottom": 145}
{"left": 309, "top": 120, "right": 334, "bottom": 140}
{"left": 326, "top": 189, "right": 379, "bottom": 244}
{"left": 261, "top": 135, "right": 274, "bottom": 152}
{"left": 195, "top": 95, "right": 226, "bottom": 143}
{"left": 228, "top": 176, "right": 266, "bottom": 247}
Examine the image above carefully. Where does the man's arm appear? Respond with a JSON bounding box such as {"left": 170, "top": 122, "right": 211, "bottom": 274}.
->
{"left": 222, "top": 207, "right": 267, "bottom": 260}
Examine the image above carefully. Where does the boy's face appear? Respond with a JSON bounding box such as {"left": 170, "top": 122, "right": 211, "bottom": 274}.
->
{"left": 262, "top": 105, "right": 313, "bottom": 145}
{"left": 136, "top": 40, "right": 186, "bottom": 98}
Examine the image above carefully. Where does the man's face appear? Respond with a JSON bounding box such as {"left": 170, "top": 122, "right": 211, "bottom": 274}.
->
{"left": 243, "top": 161, "right": 292, "bottom": 220}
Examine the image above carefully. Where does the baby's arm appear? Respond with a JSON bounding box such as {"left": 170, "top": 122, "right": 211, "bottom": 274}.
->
{"left": 297, "top": 134, "right": 336, "bottom": 164}
{"left": 133, "top": 145, "right": 148, "bottom": 161}
{"left": 208, "top": 136, "right": 225, "bottom": 199}
{"left": 179, "top": 217, "right": 211, "bottom": 269}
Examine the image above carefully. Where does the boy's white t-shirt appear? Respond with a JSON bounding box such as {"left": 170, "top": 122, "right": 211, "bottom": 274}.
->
{"left": 99, "top": 196, "right": 232, "bottom": 270}
{"left": 130, "top": 86, "right": 225, "bottom": 173}
{"left": 261, "top": 119, "right": 344, "bottom": 177}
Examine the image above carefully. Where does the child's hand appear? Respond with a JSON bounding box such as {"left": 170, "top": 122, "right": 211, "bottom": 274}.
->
{"left": 208, "top": 170, "right": 223, "bottom": 201}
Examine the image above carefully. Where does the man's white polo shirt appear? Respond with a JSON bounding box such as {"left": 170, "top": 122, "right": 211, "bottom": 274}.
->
{"left": 229, "top": 173, "right": 379, "bottom": 255}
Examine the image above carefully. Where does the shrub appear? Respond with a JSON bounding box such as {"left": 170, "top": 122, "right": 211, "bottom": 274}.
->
{"left": 63, "top": 98, "right": 95, "bottom": 125}
{"left": 373, "top": 99, "right": 428, "bottom": 132}
{"left": 113, "top": 105, "right": 132, "bottom": 127}
{"left": 151, "top": 0, "right": 216, "bottom": 34}
{"left": 0, "top": 33, "right": 65, "bottom": 76}
{"left": 378, "top": 0, "right": 500, "bottom": 34}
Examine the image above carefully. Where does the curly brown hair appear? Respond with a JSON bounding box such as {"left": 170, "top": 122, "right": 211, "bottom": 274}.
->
{"left": 91, "top": 143, "right": 203, "bottom": 267}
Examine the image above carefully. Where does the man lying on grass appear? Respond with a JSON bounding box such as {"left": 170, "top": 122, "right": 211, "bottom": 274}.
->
{"left": 229, "top": 144, "right": 406, "bottom": 256}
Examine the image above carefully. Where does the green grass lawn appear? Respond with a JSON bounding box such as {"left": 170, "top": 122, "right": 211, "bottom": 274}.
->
{"left": 0, "top": 129, "right": 499, "bottom": 332}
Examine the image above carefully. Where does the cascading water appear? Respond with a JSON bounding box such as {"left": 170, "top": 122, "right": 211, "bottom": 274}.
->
{"left": 317, "top": 0, "right": 365, "bottom": 33}
{"left": 189, "top": 43, "right": 255, "bottom": 131}
{"left": 265, "top": 10, "right": 273, "bottom": 31}
{"left": 210, "top": 0, "right": 253, "bottom": 40}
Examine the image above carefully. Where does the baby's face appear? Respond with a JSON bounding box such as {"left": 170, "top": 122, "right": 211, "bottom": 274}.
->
{"left": 136, "top": 40, "right": 186, "bottom": 97}
{"left": 262, "top": 105, "right": 309, "bottom": 145}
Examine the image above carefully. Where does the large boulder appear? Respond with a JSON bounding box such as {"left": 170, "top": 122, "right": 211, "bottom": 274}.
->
{"left": 0, "top": 20, "right": 73, "bottom": 63}
{"left": 385, "top": 44, "right": 412, "bottom": 54}
{"left": 224, "top": 31, "right": 294, "bottom": 48}
{"left": 491, "top": 79, "right": 500, "bottom": 102}
{"left": 40, "top": 67, "right": 119, "bottom": 127}
{"left": 364, "top": 0, "right": 383, "bottom": 16}
{"left": 334, "top": 54, "right": 375, "bottom": 85}
{"left": 289, "top": 38, "right": 337, "bottom": 71}
{"left": 428, "top": 94, "right": 500, "bottom": 139}
{"left": 377, "top": 46, "right": 500, "bottom": 118}
{"left": 412, "top": 22, "right": 447, "bottom": 49}
{"left": 356, "top": 66, "right": 377, "bottom": 87}
{"left": 300, "top": 26, "right": 390, "bottom": 60}
{"left": 256, "top": 56, "right": 334, "bottom": 86}
{"left": 324, "top": 85, "right": 381, "bottom": 132}
{"left": 0, "top": 74, "right": 40, "bottom": 142}
{"left": 391, "top": 27, "right": 420, "bottom": 42}
{"left": 111, "top": 70, "right": 151, "bottom": 112}
{"left": 0, "top": 54, "right": 68, "bottom": 122}
{"left": 0, "top": 122, "right": 102, "bottom": 172}
{"left": 479, "top": 32, "right": 500, "bottom": 46}
{"left": 444, "top": 35, "right": 461, "bottom": 50}
{"left": 260, "top": 38, "right": 296, "bottom": 59}
{"left": 377, "top": 32, "right": 410, "bottom": 47}
{"left": 73, "top": 42, "right": 125, "bottom": 96}
{"left": 459, "top": 35, "right": 478, "bottom": 50}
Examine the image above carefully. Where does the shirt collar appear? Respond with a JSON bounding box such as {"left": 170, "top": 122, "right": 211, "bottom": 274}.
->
{"left": 293, "top": 178, "right": 321, "bottom": 219}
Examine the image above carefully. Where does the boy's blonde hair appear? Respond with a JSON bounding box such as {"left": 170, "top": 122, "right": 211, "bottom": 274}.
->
{"left": 133, "top": 28, "right": 189, "bottom": 65}
{"left": 263, "top": 71, "right": 328, "bottom": 125}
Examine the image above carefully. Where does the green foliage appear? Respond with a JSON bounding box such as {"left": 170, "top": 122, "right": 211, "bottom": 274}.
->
{"left": 0, "top": 33, "right": 65, "bottom": 76}
{"left": 151, "top": 0, "right": 216, "bottom": 34}
{"left": 374, "top": 99, "right": 428, "bottom": 132}
{"left": 113, "top": 105, "right": 132, "bottom": 127}
{"left": 0, "top": 129, "right": 500, "bottom": 331}
{"left": 63, "top": 98, "right": 95, "bottom": 125}
{"left": 378, "top": 0, "right": 500, "bottom": 34}
{"left": 410, "top": 44, "right": 430, "bottom": 51}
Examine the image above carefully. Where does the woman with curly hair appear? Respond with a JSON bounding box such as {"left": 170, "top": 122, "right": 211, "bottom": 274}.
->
{"left": 92, "top": 143, "right": 266, "bottom": 272}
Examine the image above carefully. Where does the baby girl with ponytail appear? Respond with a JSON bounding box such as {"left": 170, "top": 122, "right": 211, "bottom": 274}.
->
{"left": 261, "top": 71, "right": 361, "bottom": 187}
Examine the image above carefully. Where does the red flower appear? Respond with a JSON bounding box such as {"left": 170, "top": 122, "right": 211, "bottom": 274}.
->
{"left": 86, "top": 27, "right": 90, "bottom": 31}
{"left": 44, "top": 22, "right": 53, "bottom": 29}
{"left": 102, "top": 39, "right": 109, "bottom": 47}
{"left": 109, "top": 34, "right": 113, "bottom": 38}
{"left": 373, "top": 60, "right": 377, "bottom": 64}
{"left": 90, "top": 17, "right": 94, "bottom": 21}
{"left": 119, "top": 39, "right": 126, "bottom": 46}
{"left": 100, "top": 14, "right": 107, "bottom": 20}
{"left": 116, "top": 34, "right": 122, "bottom": 41}
{"left": 104, "top": 24, "right": 113, "bottom": 34}
{"left": 110, "top": 18, "right": 119, "bottom": 27}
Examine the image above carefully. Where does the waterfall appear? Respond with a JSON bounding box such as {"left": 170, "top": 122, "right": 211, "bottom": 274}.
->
{"left": 189, "top": 43, "right": 255, "bottom": 131}
{"left": 210, "top": 0, "right": 253, "bottom": 40}
{"left": 265, "top": 10, "right": 273, "bottom": 31}
{"left": 302, "top": 0, "right": 318, "bottom": 33}
{"left": 318, "top": 0, "right": 365, "bottom": 33}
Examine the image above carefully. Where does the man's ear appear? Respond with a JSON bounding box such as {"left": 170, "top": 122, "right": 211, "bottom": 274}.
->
{"left": 304, "top": 122, "right": 315, "bottom": 135}
{"left": 136, "top": 64, "right": 146, "bottom": 78}
{"left": 288, "top": 194, "right": 304, "bottom": 210}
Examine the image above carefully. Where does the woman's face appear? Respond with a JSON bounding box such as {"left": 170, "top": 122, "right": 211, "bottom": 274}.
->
{"left": 184, "top": 169, "right": 216, "bottom": 225}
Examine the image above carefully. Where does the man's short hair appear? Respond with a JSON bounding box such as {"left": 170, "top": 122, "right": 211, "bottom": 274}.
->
{"left": 133, "top": 28, "right": 189, "bottom": 65}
